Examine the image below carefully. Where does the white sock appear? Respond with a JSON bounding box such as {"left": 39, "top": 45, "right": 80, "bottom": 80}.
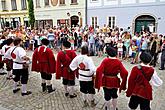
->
{"left": 13, "top": 82, "right": 17, "bottom": 90}
{"left": 22, "top": 84, "right": 27, "bottom": 93}
{"left": 42, "top": 79, "right": 46, "bottom": 84}
{"left": 105, "top": 100, "right": 110, "bottom": 110}
{"left": 82, "top": 93, "right": 88, "bottom": 101}
{"left": 89, "top": 94, "right": 94, "bottom": 101}
{"left": 7, "top": 71, "right": 12, "bottom": 77}
{"left": 69, "top": 86, "right": 74, "bottom": 95}
{"left": 64, "top": 85, "right": 68, "bottom": 93}
{"left": 46, "top": 80, "right": 51, "bottom": 86}
{"left": 112, "top": 98, "right": 117, "bottom": 110}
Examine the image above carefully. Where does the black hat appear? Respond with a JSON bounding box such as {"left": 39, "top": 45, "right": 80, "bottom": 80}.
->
{"left": 106, "top": 46, "right": 117, "bottom": 57}
{"left": 6, "top": 38, "right": 13, "bottom": 46}
{"left": 140, "top": 52, "right": 152, "bottom": 64}
{"left": 62, "top": 40, "right": 71, "bottom": 48}
{"left": 41, "top": 38, "right": 49, "bottom": 46}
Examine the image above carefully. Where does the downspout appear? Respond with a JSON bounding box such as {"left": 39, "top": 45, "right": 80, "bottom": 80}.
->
{"left": 85, "top": 0, "right": 87, "bottom": 25}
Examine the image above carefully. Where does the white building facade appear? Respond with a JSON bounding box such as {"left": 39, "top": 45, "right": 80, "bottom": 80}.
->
{"left": 87, "top": 0, "right": 165, "bottom": 34}
{"left": 33, "top": 0, "right": 86, "bottom": 28}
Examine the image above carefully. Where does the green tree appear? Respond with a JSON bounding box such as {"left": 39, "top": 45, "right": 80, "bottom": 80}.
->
{"left": 28, "top": 0, "right": 35, "bottom": 29}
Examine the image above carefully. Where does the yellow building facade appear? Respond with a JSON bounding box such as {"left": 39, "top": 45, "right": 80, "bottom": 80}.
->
{"left": 34, "top": 0, "right": 87, "bottom": 28}
{"left": 0, "top": 0, "right": 29, "bottom": 29}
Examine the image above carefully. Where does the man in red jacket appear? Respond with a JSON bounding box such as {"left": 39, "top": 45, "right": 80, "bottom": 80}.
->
{"left": 56, "top": 40, "right": 77, "bottom": 98}
{"left": 95, "top": 46, "right": 128, "bottom": 110}
{"left": 126, "top": 52, "right": 163, "bottom": 110}
{"left": 32, "top": 38, "right": 56, "bottom": 93}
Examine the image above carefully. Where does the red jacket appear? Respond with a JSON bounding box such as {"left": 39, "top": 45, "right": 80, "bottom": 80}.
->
{"left": 126, "top": 66, "right": 154, "bottom": 100}
{"left": 56, "top": 50, "right": 77, "bottom": 80}
{"left": 32, "top": 46, "right": 56, "bottom": 74}
{"left": 95, "top": 58, "right": 128, "bottom": 91}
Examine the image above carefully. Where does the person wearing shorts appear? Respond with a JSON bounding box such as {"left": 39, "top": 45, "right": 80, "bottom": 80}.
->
{"left": 95, "top": 46, "right": 128, "bottom": 110}
{"left": 70, "top": 45, "right": 96, "bottom": 107}
{"left": 126, "top": 52, "right": 163, "bottom": 110}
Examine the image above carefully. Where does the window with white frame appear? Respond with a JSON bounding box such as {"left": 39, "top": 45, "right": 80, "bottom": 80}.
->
{"left": 91, "top": 0, "right": 98, "bottom": 1}
{"left": 92, "top": 17, "right": 97, "bottom": 28}
{"left": 1, "top": 0, "right": 7, "bottom": 11}
{"left": 11, "top": 0, "right": 17, "bottom": 10}
{"left": 108, "top": 16, "right": 116, "bottom": 29}
{"left": 71, "top": 0, "right": 77, "bottom": 4}
{"left": 60, "top": 0, "right": 65, "bottom": 4}
{"left": 36, "top": 0, "right": 40, "bottom": 7}
{"left": 21, "top": 0, "right": 27, "bottom": 10}
{"left": 44, "top": 0, "right": 49, "bottom": 6}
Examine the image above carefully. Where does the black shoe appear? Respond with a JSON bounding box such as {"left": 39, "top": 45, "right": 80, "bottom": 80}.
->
{"left": 91, "top": 100, "right": 96, "bottom": 107}
{"left": 41, "top": 83, "right": 47, "bottom": 92}
{"left": 13, "top": 88, "right": 20, "bottom": 93}
{"left": 47, "top": 85, "right": 55, "bottom": 93}
{"left": 83, "top": 100, "right": 88, "bottom": 107}
{"left": 70, "top": 93, "right": 77, "bottom": 98}
{"left": 159, "top": 67, "right": 164, "bottom": 70}
{"left": 22, "top": 91, "right": 32, "bottom": 96}
{"left": 0, "top": 72, "right": 7, "bottom": 75}
{"left": 65, "top": 92, "right": 69, "bottom": 97}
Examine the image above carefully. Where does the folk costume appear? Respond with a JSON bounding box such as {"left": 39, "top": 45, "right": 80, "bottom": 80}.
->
{"left": 56, "top": 40, "right": 77, "bottom": 98}
{"left": 5, "top": 38, "right": 32, "bottom": 96}
{"left": 32, "top": 38, "right": 56, "bottom": 93}
{"left": 0, "top": 38, "right": 7, "bottom": 75}
{"left": 126, "top": 52, "right": 163, "bottom": 110}
{"left": 70, "top": 46, "right": 96, "bottom": 107}
{"left": 95, "top": 46, "right": 128, "bottom": 110}
{"left": 2, "top": 38, "right": 14, "bottom": 79}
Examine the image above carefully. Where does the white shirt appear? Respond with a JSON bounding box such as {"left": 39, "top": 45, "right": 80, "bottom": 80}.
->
{"left": 141, "top": 63, "right": 163, "bottom": 87}
{"left": 70, "top": 55, "right": 96, "bottom": 81}
{"left": 117, "top": 42, "right": 123, "bottom": 52}
{"left": 2, "top": 45, "right": 11, "bottom": 60}
{"left": 5, "top": 46, "right": 26, "bottom": 69}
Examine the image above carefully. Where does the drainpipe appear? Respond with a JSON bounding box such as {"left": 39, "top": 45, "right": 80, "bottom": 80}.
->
{"left": 0, "top": 15, "right": 2, "bottom": 30}
{"left": 85, "top": 0, "right": 87, "bottom": 26}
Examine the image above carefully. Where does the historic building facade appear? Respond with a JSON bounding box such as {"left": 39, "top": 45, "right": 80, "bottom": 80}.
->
{"left": 87, "top": 0, "right": 165, "bottom": 34}
{"left": 0, "top": 0, "right": 29, "bottom": 29}
{"left": 33, "top": 0, "right": 86, "bottom": 28}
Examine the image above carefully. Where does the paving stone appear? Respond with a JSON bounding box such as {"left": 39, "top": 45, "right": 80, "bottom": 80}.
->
{"left": 0, "top": 51, "right": 164, "bottom": 110}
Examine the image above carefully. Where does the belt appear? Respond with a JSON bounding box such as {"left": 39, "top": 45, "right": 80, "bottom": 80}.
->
{"left": 104, "top": 74, "right": 118, "bottom": 78}
{"left": 14, "top": 61, "right": 26, "bottom": 64}
{"left": 79, "top": 69, "right": 90, "bottom": 71}
{"left": 79, "top": 73, "right": 93, "bottom": 77}
{"left": 38, "top": 61, "right": 49, "bottom": 64}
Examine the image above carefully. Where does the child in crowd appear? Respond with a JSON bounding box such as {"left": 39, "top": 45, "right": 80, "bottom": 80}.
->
{"left": 117, "top": 39, "right": 123, "bottom": 59}
{"left": 130, "top": 41, "right": 138, "bottom": 64}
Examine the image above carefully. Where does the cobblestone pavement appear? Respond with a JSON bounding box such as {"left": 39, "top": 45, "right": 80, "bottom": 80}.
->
{"left": 0, "top": 51, "right": 164, "bottom": 110}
